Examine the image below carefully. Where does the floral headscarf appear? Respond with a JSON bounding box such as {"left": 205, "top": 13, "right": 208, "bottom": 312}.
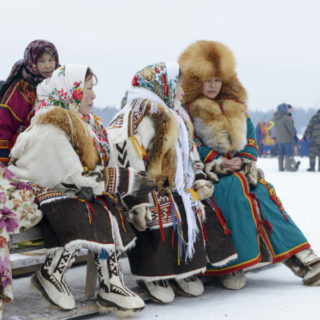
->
{"left": 131, "top": 61, "right": 179, "bottom": 109}
{"left": 0, "top": 39, "right": 59, "bottom": 97}
{"left": 35, "top": 65, "right": 110, "bottom": 166}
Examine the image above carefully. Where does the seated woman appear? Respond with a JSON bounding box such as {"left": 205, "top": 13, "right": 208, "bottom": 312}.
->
{"left": 0, "top": 39, "right": 59, "bottom": 164}
{"left": 178, "top": 40, "right": 320, "bottom": 290}
{"left": 107, "top": 62, "right": 237, "bottom": 303}
{"left": 8, "top": 65, "right": 154, "bottom": 315}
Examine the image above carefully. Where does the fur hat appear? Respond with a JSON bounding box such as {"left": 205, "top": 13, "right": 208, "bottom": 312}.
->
{"left": 178, "top": 40, "right": 247, "bottom": 104}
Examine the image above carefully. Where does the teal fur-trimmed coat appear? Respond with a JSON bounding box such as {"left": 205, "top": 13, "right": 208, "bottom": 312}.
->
{"left": 187, "top": 96, "right": 310, "bottom": 275}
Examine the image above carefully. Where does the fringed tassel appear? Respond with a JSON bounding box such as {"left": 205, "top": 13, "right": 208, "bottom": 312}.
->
{"left": 168, "top": 194, "right": 184, "bottom": 265}
{"left": 207, "top": 197, "right": 231, "bottom": 235}
{"left": 96, "top": 195, "right": 127, "bottom": 232}
{"left": 249, "top": 192, "right": 273, "bottom": 236}
{"left": 152, "top": 191, "right": 166, "bottom": 243}
{"left": 202, "top": 222, "right": 209, "bottom": 242}
{"left": 78, "top": 199, "right": 96, "bottom": 225}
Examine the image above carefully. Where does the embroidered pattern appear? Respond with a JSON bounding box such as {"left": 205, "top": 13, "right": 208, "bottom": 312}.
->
{"left": 257, "top": 177, "right": 289, "bottom": 220}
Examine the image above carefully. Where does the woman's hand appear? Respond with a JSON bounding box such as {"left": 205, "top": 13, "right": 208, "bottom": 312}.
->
{"left": 220, "top": 157, "right": 243, "bottom": 173}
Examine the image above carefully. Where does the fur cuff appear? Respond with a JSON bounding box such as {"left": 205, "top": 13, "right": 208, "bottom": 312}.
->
{"left": 110, "top": 168, "right": 155, "bottom": 197}
{"left": 242, "top": 159, "right": 258, "bottom": 188}
{"left": 191, "top": 179, "right": 214, "bottom": 200}
{"left": 128, "top": 203, "right": 152, "bottom": 232}
{"left": 69, "top": 169, "right": 105, "bottom": 195}
{"left": 194, "top": 160, "right": 207, "bottom": 180}
{"left": 204, "top": 158, "right": 226, "bottom": 180}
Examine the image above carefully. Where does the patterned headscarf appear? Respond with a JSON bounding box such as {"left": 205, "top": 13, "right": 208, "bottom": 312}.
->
{"left": 35, "top": 65, "right": 110, "bottom": 166}
{"left": 0, "top": 39, "right": 59, "bottom": 97}
{"left": 130, "top": 61, "right": 179, "bottom": 109}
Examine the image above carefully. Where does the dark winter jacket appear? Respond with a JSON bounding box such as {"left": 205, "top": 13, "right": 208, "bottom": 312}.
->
{"left": 303, "top": 110, "right": 320, "bottom": 144}
{"left": 273, "top": 103, "right": 296, "bottom": 143}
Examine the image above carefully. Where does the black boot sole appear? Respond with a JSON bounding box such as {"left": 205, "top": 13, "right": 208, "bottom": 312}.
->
{"left": 96, "top": 293, "right": 145, "bottom": 312}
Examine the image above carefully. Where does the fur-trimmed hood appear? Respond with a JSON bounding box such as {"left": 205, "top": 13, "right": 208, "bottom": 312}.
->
{"left": 178, "top": 40, "right": 247, "bottom": 104}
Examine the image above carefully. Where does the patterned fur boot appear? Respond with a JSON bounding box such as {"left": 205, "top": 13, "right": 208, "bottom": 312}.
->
{"left": 171, "top": 276, "right": 204, "bottom": 297}
{"left": 31, "top": 247, "right": 80, "bottom": 310}
{"left": 138, "top": 280, "right": 175, "bottom": 304}
{"left": 284, "top": 248, "right": 320, "bottom": 286}
{"left": 219, "top": 270, "right": 246, "bottom": 290}
{"left": 95, "top": 249, "right": 145, "bottom": 315}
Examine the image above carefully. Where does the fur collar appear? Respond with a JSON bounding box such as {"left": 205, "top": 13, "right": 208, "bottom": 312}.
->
{"left": 189, "top": 97, "right": 247, "bottom": 154}
{"left": 35, "top": 108, "right": 99, "bottom": 170}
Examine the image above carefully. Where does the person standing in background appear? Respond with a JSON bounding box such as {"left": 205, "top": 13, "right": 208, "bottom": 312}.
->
{"left": 303, "top": 109, "right": 320, "bottom": 171}
{"left": 273, "top": 103, "right": 300, "bottom": 171}
{"left": 255, "top": 121, "right": 264, "bottom": 156}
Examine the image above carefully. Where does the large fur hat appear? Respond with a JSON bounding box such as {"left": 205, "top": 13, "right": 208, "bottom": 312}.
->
{"left": 178, "top": 40, "right": 247, "bottom": 104}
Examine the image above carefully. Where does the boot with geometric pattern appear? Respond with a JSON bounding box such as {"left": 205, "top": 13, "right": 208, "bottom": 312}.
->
{"left": 31, "top": 247, "right": 80, "bottom": 310}
{"left": 94, "top": 248, "right": 145, "bottom": 315}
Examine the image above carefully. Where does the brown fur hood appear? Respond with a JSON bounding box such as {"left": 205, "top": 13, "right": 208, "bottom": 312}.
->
{"left": 178, "top": 40, "right": 247, "bottom": 104}
{"left": 189, "top": 97, "right": 247, "bottom": 154}
{"left": 36, "top": 108, "right": 99, "bottom": 170}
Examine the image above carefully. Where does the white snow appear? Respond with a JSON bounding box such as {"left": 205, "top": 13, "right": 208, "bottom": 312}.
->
{"left": 9, "top": 157, "right": 320, "bottom": 319}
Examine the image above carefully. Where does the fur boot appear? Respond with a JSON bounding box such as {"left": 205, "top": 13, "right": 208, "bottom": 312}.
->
{"left": 284, "top": 248, "right": 320, "bottom": 286}
{"left": 170, "top": 276, "right": 204, "bottom": 297}
{"left": 219, "top": 270, "right": 246, "bottom": 290}
{"left": 138, "top": 280, "right": 175, "bottom": 304}
{"left": 31, "top": 247, "right": 80, "bottom": 310}
{"left": 94, "top": 249, "right": 145, "bottom": 314}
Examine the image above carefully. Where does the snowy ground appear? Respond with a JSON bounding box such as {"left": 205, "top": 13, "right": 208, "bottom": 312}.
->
{"left": 8, "top": 157, "right": 320, "bottom": 320}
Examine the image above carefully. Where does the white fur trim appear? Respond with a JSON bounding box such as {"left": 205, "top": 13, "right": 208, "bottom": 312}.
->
{"left": 131, "top": 266, "right": 206, "bottom": 282}
{"left": 39, "top": 195, "right": 74, "bottom": 206}
{"left": 209, "top": 253, "right": 238, "bottom": 268}
{"left": 64, "top": 239, "right": 116, "bottom": 254}
{"left": 110, "top": 214, "right": 136, "bottom": 253}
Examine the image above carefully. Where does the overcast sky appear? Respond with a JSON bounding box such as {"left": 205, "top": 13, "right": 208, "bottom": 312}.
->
{"left": 1, "top": 0, "right": 320, "bottom": 111}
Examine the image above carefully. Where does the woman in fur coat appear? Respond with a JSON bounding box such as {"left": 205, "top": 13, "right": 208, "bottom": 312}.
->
{"left": 178, "top": 40, "right": 320, "bottom": 290}
{"left": 8, "top": 65, "right": 154, "bottom": 315}
{"left": 107, "top": 62, "right": 237, "bottom": 303}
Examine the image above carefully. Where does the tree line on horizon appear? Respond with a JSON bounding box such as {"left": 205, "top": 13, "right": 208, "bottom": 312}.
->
{"left": 94, "top": 106, "right": 318, "bottom": 136}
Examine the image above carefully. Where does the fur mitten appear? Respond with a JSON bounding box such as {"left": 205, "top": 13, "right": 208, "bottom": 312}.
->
{"left": 192, "top": 179, "right": 214, "bottom": 200}
{"left": 68, "top": 168, "right": 105, "bottom": 195}
{"left": 204, "top": 159, "right": 225, "bottom": 181}
{"left": 113, "top": 168, "right": 155, "bottom": 197}
{"left": 242, "top": 159, "right": 258, "bottom": 188}
{"left": 129, "top": 203, "right": 152, "bottom": 231}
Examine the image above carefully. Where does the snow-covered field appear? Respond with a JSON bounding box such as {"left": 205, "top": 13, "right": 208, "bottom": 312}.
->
{"left": 9, "top": 157, "right": 320, "bottom": 320}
